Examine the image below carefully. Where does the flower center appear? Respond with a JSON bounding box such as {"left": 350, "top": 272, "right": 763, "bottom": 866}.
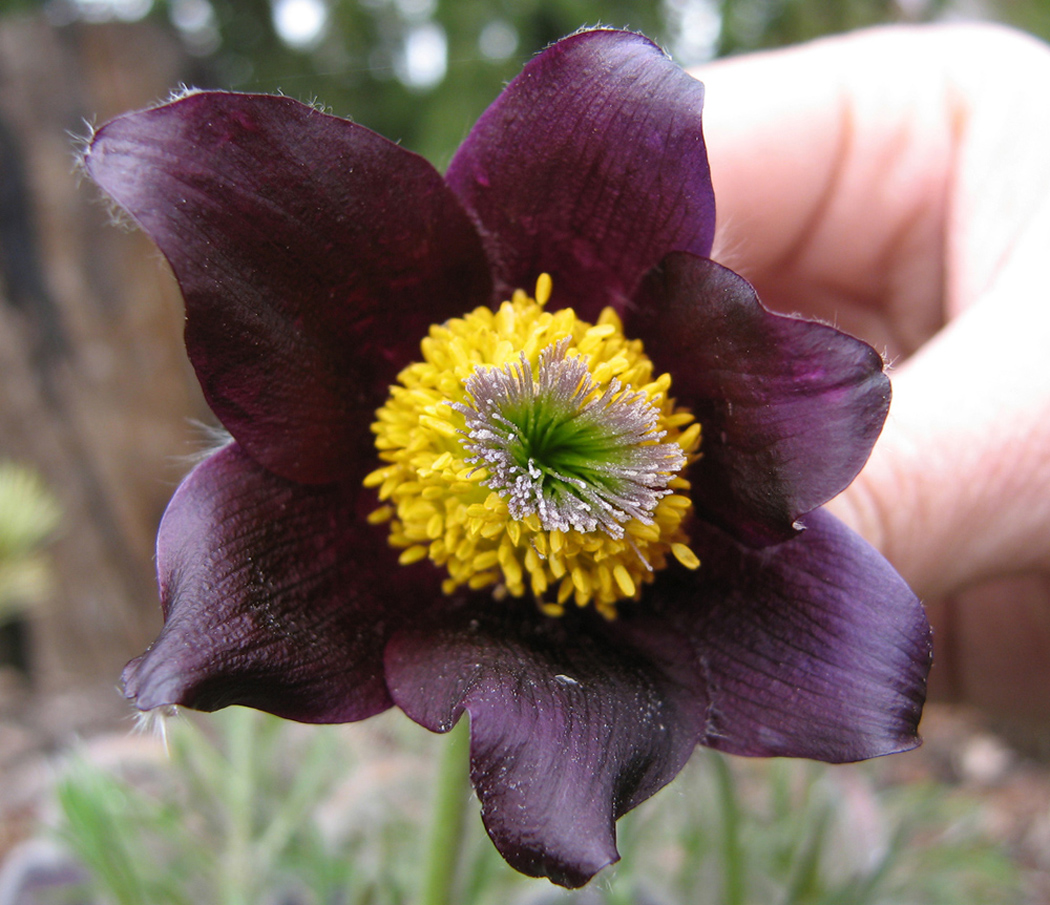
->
{"left": 364, "top": 276, "right": 701, "bottom": 619}
{"left": 454, "top": 338, "right": 686, "bottom": 538}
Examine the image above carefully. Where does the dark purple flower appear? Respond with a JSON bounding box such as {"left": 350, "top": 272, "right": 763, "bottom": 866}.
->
{"left": 85, "top": 29, "right": 931, "bottom": 889}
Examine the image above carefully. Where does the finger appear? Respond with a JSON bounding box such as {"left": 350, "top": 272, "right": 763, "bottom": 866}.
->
{"left": 695, "top": 23, "right": 1050, "bottom": 360}
{"left": 695, "top": 26, "right": 953, "bottom": 357}
{"left": 831, "top": 265, "right": 1050, "bottom": 600}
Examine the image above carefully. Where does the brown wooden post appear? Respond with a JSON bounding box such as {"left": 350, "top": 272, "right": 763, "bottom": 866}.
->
{"left": 0, "top": 14, "right": 210, "bottom": 728}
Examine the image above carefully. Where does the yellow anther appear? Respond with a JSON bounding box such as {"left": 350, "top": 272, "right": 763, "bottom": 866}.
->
{"left": 665, "top": 414, "right": 695, "bottom": 430}
{"left": 539, "top": 600, "right": 564, "bottom": 618}
{"left": 662, "top": 494, "right": 694, "bottom": 510}
{"left": 403, "top": 500, "right": 435, "bottom": 520}
{"left": 613, "top": 564, "right": 636, "bottom": 597}
{"left": 473, "top": 549, "right": 500, "bottom": 571}
{"left": 535, "top": 273, "right": 552, "bottom": 306}
{"left": 506, "top": 519, "right": 521, "bottom": 546}
{"left": 367, "top": 506, "right": 393, "bottom": 525}
{"left": 597, "top": 564, "right": 613, "bottom": 597}
{"left": 677, "top": 423, "right": 702, "bottom": 452}
{"left": 530, "top": 569, "right": 548, "bottom": 596}
{"left": 419, "top": 415, "right": 458, "bottom": 438}
{"left": 468, "top": 573, "right": 494, "bottom": 590}
{"left": 398, "top": 545, "right": 428, "bottom": 565}
{"left": 629, "top": 523, "right": 662, "bottom": 543}
{"left": 571, "top": 566, "right": 591, "bottom": 596}
{"left": 524, "top": 546, "right": 543, "bottom": 576}
{"left": 479, "top": 521, "right": 504, "bottom": 539}
{"left": 672, "top": 543, "right": 701, "bottom": 570}
{"left": 492, "top": 338, "right": 515, "bottom": 365}
{"left": 499, "top": 545, "right": 523, "bottom": 588}
{"left": 362, "top": 466, "right": 393, "bottom": 488}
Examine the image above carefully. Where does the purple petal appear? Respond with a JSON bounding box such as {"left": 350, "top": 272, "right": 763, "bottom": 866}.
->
{"left": 384, "top": 601, "right": 704, "bottom": 888}
{"left": 123, "top": 443, "right": 432, "bottom": 723}
{"left": 85, "top": 92, "right": 491, "bottom": 485}
{"left": 656, "top": 508, "right": 931, "bottom": 762}
{"left": 632, "top": 253, "right": 890, "bottom": 545}
{"left": 446, "top": 30, "right": 714, "bottom": 319}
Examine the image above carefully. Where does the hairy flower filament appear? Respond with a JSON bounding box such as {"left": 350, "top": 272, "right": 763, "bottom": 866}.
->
{"left": 456, "top": 338, "right": 687, "bottom": 539}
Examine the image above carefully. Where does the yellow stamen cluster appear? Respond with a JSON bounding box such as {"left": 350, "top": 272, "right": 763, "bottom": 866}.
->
{"left": 364, "top": 277, "right": 702, "bottom": 620}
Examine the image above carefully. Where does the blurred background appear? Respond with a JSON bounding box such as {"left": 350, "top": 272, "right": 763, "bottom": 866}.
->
{"left": 0, "top": 0, "right": 1049, "bottom": 901}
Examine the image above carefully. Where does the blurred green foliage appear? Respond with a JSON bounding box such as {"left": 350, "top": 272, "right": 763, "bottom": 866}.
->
{"left": 15, "top": 0, "right": 1046, "bottom": 164}
{"left": 171, "top": 0, "right": 671, "bottom": 165}
{"left": 51, "top": 708, "right": 1018, "bottom": 905}
{"left": 0, "top": 461, "right": 60, "bottom": 621}
{"left": 714, "top": 0, "right": 948, "bottom": 53}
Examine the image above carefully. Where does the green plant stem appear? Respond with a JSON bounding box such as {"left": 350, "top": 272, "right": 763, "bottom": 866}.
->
{"left": 221, "top": 708, "right": 257, "bottom": 905}
{"left": 713, "top": 753, "right": 745, "bottom": 905}
{"left": 420, "top": 717, "right": 472, "bottom": 905}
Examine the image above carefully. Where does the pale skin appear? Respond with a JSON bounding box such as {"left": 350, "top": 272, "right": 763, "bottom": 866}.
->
{"left": 694, "top": 23, "right": 1050, "bottom": 721}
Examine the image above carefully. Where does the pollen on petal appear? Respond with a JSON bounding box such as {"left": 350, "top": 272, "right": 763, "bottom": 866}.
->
{"left": 366, "top": 284, "right": 701, "bottom": 616}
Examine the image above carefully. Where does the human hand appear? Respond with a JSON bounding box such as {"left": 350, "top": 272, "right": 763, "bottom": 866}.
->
{"left": 695, "top": 23, "right": 1050, "bottom": 723}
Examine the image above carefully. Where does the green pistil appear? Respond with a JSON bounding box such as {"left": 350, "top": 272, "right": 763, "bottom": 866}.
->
{"left": 456, "top": 338, "right": 686, "bottom": 539}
